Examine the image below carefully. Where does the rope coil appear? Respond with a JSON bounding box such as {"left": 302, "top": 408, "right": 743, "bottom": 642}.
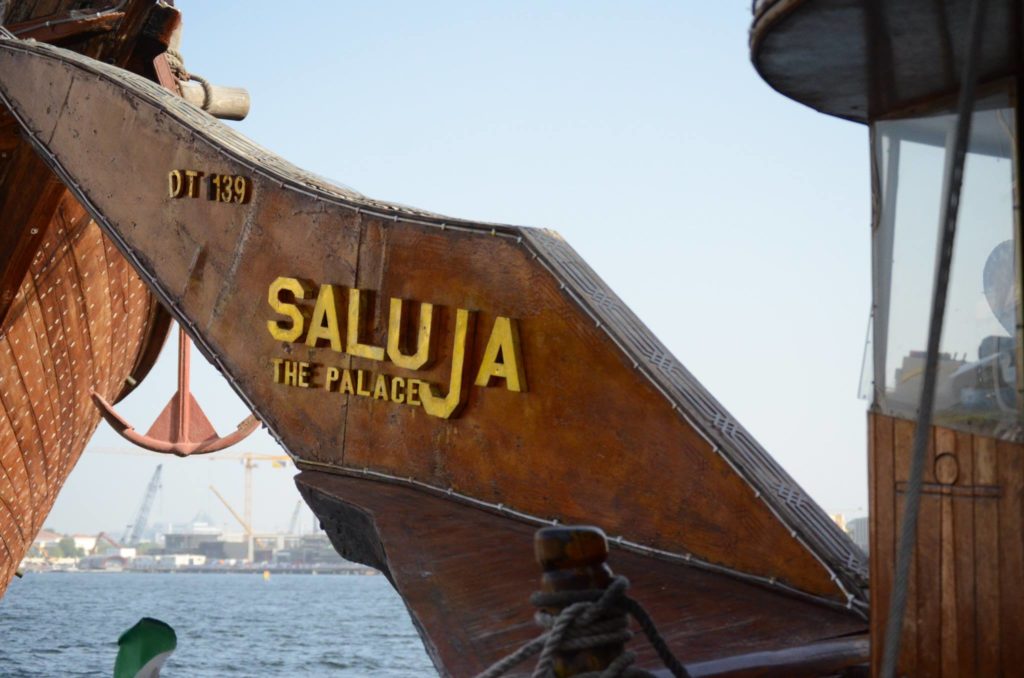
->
{"left": 164, "top": 49, "right": 212, "bottom": 111}
{"left": 475, "top": 576, "right": 690, "bottom": 678}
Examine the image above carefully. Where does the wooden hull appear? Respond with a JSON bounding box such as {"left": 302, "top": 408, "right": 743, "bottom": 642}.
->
{"left": 0, "top": 196, "right": 164, "bottom": 592}
{"left": 0, "top": 0, "right": 177, "bottom": 596}
{"left": 0, "top": 35, "right": 869, "bottom": 674}
{"left": 298, "top": 470, "right": 868, "bottom": 676}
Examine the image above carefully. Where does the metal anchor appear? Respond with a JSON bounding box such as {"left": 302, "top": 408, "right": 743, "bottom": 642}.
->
{"left": 92, "top": 325, "right": 259, "bottom": 457}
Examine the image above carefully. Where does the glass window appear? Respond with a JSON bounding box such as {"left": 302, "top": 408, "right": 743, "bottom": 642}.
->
{"left": 872, "top": 91, "right": 1021, "bottom": 440}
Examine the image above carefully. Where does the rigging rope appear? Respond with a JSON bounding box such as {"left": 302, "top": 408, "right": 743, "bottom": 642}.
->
{"left": 164, "top": 49, "right": 213, "bottom": 111}
{"left": 475, "top": 575, "right": 691, "bottom": 678}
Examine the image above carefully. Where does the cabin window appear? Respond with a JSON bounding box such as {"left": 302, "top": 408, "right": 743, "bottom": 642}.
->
{"left": 871, "top": 90, "right": 1022, "bottom": 440}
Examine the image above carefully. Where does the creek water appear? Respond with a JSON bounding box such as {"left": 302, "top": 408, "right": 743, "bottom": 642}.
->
{"left": 0, "top": 571, "right": 437, "bottom": 676}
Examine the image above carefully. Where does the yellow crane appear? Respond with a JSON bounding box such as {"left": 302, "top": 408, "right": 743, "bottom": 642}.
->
{"left": 207, "top": 452, "right": 290, "bottom": 562}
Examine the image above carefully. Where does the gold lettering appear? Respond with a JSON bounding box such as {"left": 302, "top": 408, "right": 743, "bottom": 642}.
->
{"left": 184, "top": 170, "right": 203, "bottom": 198}
{"left": 284, "top": 360, "right": 300, "bottom": 386}
{"left": 298, "top": 362, "right": 311, "bottom": 388}
{"left": 386, "top": 298, "right": 433, "bottom": 370}
{"left": 372, "top": 374, "right": 389, "bottom": 400}
{"left": 267, "top": 277, "right": 310, "bottom": 342}
{"left": 356, "top": 369, "right": 372, "bottom": 397}
{"left": 305, "top": 284, "right": 344, "bottom": 351}
{"left": 421, "top": 308, "right": 473, "bottom": 419}
{"left": 407, "top": 379, "right": 421, "bottom": 406}
{"left": 271, "top": 357, "right": 284, "bottom": 383}
{"left": 474, "top": 316, "right": 527, "bottom": 392}
{"left": 324, "top": 366, "right": 340, "bottom": 391}
{"left": 390, "top": 376, "right": 406, "bottom": 403}
{"left": 168, "top": 170, "right": 184, "bottom": 198}
{"left": 339, "top": 369, "right": 354, "bottom": 395}
{"left": 347, "top": 289, "right": 385, "bottom": 361}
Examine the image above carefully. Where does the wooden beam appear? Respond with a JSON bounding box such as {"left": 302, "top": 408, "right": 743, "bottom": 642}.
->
{"left": 6, "top": 13, "right": 124, "bottom": 43}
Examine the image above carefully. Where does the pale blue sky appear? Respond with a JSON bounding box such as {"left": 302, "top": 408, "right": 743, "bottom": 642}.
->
{"left": 49, "top": 2, "right": 873, "bottom": 535}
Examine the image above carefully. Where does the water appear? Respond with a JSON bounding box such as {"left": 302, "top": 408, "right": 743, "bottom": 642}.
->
{"left": 0, "top": 572, "right": 438, "bottom": 676}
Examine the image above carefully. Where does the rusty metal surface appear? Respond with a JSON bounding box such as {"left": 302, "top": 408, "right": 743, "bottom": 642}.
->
{"left": 0, "top": 37, "right": 867, "bottom": 610}
{"left": 93, "top": 326, "right": 258, "bottom": 455}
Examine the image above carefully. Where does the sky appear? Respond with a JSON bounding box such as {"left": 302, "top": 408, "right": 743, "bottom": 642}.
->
{"left": 48, "top": 2, "right": 873, "bottom": 536}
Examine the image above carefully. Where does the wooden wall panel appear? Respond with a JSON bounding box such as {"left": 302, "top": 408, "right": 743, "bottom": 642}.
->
{"left": 869, "top": 411, "right": 1024, "bottom": 676}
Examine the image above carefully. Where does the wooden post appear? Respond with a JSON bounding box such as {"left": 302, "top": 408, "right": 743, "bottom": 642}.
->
{"left": 534, "top": 525, "right": 625, "bottom": 677}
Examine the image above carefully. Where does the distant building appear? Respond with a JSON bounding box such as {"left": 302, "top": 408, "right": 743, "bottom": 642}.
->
{"left": 163, "top": 531, "right": 223, "bottom": 554}
{"left": 281, "top": 534, "right": 346, "bottom": 564}
{"left": 158, "top": 554, "right": 206, "bottom": 568}
{"left": 847, "top": 517, "right": 869, "bottom": 554}
{"left": 33, "top": 529, "right": 61, "bottom": 547}
{"left": 71, "top": 534, "right": 97, "bottom": 553}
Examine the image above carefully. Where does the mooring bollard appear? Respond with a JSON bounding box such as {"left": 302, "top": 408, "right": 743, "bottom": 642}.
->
{"left": 534, "top": 525, "right": 625, "bottom": 677}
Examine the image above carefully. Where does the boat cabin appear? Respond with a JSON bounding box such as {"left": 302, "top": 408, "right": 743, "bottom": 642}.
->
{"left": 753, "top": 0, "right": 1024, "bottom": 674}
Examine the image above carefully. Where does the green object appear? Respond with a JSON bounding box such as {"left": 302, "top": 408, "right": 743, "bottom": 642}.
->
{"left": 113, "top": 618, "right": 177, "bottom": 678}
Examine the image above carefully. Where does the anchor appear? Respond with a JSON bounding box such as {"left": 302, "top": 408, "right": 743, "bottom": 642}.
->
{"left": 92, "top": 325, "right": 259, "bottom": 457}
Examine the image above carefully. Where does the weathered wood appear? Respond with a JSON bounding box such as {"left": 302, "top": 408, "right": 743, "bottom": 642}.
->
{"left": 297, "top": 470, "right": 866, "bottom": 678}
{"left": 869, "top": 411, "right": 1024, "bottom": 676}
{"left": 6, "top": 12, "right": 123, "bottom": 43}
{"left": 936, "top": 427, "right": 959, "bottom": 675}
{"left": 179, "top": 81, "right": 250, "bottom": 121}
{"left": 952, "top": 428, "right": 975, "bottom": 675}
{"left": 534, "top": 526, "right": 622, "bottom": 676}
{"left": 0, "top": 194, "right": 162, "bottom": 593}
{"left": 680, "top": 636, "right": 869, "bottom": 677}
{"left": 892, "top": 417, "right": 918, "bottom": 675}
{"left": 916, "top": 426, "right": 940, "bottom": 677}
{"left": 0, "top": 0, "right": 176, "bottom": 597}
{"left": 973, "top": 434, "right": 1001, "bottom": 674}
{"left": 868, "top": 412, "right": 893, "bottom": 677}
{"left": 997, "top": 438, "right": 1024, "bottom": 672}
{"left": 0, "top": 139, "right": 65, "bottom": 327}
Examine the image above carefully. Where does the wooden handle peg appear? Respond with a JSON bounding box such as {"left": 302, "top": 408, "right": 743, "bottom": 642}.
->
{"left": 534, "top": 525, "right": 623, "bottom": 676}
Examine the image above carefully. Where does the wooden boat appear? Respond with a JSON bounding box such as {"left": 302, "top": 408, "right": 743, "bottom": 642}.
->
{"left": 0, "top": 19, "right": 870, "bottom": 676}
{"left": 0, "top": 0, "right": 183, "bottom": 596}
{"left": 0, "top": 0, "right": 1016, "bottom": 675}
{"left": 0, "top": 0, "right": 252, "bottom": 597}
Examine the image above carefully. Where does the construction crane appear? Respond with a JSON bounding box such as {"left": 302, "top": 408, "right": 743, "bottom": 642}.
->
{"left": 121, "top": 464, "right": 162, "bottom": 546}
{"left": 287, "top": 500, "right": 302, "bottom": 536}
{"left": 207, "top": 452, "right": 290, "bottom": 560}
{"left": 90, "top": 532, "right": 123, "bottom": 556}
{"left": 209, "top": 485, "right": 252, "bottom": 533}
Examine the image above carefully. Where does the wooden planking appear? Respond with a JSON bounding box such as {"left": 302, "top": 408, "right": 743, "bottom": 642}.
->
{"left": 973, "top": 435, "right": 1000, "bottom": 675}
{"left": 869, "top": 412, "right": 894, "bottom": 677}
{"left": 0, "top": 141, "right": 66, "bottom": 328}
{"left": 916, "top": 424, "right": 940, "bottom": 677}
{"left": 0, "top": 195, "right": 161, "bottom": 596}
{"left": 996, "top": 438, "right": 1024, "bottom": 673}
{"left": 891, "top": 416, "right": 918, "bottom": 675}
{"left": 869, "top": 412, "right": 1024, "bottom": 676}
{"left": 0, "top": 0, "right": 172, "bottom": 597}
{"left": 950, "top": 430, "right": 974, "bottom": 675}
